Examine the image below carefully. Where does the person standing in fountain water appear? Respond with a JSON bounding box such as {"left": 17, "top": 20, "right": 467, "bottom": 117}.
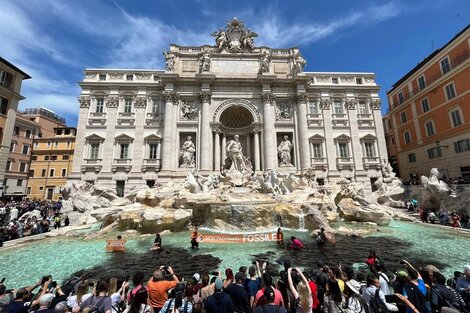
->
{"left": 191, "top": 226, "right": 200, "bottom": 249}
{"left": 151, "top": 233, "right": 162, "bottom": 252}
{"left": 276, "top": 226, "right": 284, "bottom": 247}
{"left": 289, "top": 236, "right": 304, "bottom": 250}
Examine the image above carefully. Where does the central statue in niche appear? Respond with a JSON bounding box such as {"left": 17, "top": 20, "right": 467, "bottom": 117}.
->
{"left": 222, "top": 134, "right": 253, "bottom": 186}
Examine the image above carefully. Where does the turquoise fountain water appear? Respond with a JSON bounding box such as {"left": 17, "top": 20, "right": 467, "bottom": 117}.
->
{"left": 0, "top": 221, "right": 468, "bottom": 288}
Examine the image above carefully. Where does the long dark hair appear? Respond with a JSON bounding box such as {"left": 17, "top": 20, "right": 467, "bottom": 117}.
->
{"left": 327, "top": 280, "right": 343, "bottom": 303}
{"left": 129, "top": 288, "right": 148, "bottom": 313}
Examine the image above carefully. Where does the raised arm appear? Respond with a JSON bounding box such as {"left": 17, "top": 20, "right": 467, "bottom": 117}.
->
{"left": 287, "top": 268, "right": 298, "bottom": 299}
{"left": 296, "top": 268, "right": 311, "bottom": 296}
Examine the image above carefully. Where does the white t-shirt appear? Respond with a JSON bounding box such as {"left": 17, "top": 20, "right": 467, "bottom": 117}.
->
{"left": 67, "top": 293, "right": 92, "bottom": 308}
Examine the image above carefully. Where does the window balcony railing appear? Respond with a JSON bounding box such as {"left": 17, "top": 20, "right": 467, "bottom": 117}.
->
{"left": 119, "top": 112, "right": 135, "bottom": 117}
{"left": 81, "top": 159, "right": 103, "bottom": 172}
{"left": 90, "top": 112, "right": 107, "bottom": 118}
{"left": 332, "top": 113, "right": 347, "bottom": 119}
{"left": 85, "top": 158, "right": 102, "bottom": 165}
{"left": 357, "top": 113, "right": 372, "bottom": 120}
{"left": 311, "top": 157, "right": 327, "bottom": 169}
{"left": 362, "top": 156, "right": 381, "bottom": 169}
{"left": 112, "top": 158, "right": 132, "bottom": 172}
{"left": 336, "top": 157, "right": 354, "bottom": 169}
{"left": 113, "top": 158, "right": 132, "bottom": 165}
{"left": 142, "top": 158, "right": 161, "bottom": 172}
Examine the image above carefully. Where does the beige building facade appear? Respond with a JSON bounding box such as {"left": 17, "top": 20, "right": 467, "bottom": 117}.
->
{"left": 0, "top": 57, "right": 31, "bottom": 197}
{"left": 70, "top": 19, "right": 387, "bottom": 195}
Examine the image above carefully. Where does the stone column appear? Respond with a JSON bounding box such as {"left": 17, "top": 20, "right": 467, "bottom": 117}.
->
{"left": 221, "top": 135, "right": 227, "bottom": 164}
{"left": 131, "top": 96, "right": 147, "bottom": 173}
{"left": 161, "top": 91, "right": 176, "bottom": 171}
{"left": 347, "top": 99, "right": 364, "bottom": 172}
{"left": 253, "top": 129, "right": 261, "bottom": 171}
{"left": 213, "top": 130, "right": 221, "bottom": 171}
{"left": 199, "top": 91, "right": 212, "bottom": 171}
{"left": 295, "top": 92, "right": 310, "bottom": 170}
{"left": 321, "top": 98, "right": 337, "bottom": 175}
{"left": 371, "top": 99, "right": 388, "bottom": 161}
{"left": 101, "top": 95, "right": 119, "bottom": 174}
{"left": 70, "top": 95, "right": 91, "bottom": 180}
{"left": 262, "top": 91, "right": 277, "bottom": 170}
{"left": 246, "top": 135, "right": 251, "bottom": 161}
{"left": 156, "top": 141, "right": 162, "bottom": 170}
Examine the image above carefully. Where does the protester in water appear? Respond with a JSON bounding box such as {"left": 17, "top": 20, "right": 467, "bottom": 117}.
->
{"left": 276, "top": 227, "right": 284, "bottom": 247}
{"left": 191, "top": 226, "right": 200, "bottom": 249}
{"left": 289, "top": 236, "right": 304, "bottom": 250}
{"left": 151, "top": 233, "right": 162, "bottom": 252}
{"left": 316, "top": 228, "right": 326, "bottom": 246}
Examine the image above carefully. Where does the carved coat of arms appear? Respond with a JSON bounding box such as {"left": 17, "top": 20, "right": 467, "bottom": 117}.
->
{"left": 212, "top": 17, "right": 258, "bottom": 53}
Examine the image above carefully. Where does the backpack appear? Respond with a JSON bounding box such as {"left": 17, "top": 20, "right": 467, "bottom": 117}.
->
{"left": 82, "top": 296, "right": 106, "bottom": 313}
{"left": 403, "top": 282, "right": 431, "bottom": 313}
{"left": 368, "top": 289, "right": 390, "bottom": 313}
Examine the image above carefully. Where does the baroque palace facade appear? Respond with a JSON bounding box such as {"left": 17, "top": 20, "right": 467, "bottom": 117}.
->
{"left": 70, "top": 18, "right": 387, "bottom": 195}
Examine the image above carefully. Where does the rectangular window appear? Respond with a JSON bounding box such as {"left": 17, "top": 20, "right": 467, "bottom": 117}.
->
{"left": 13, "top": 126, "right": 20, "bottom": 135}
{"left": 126, "top": 74, "right": 133, "bottom": 81}
{"left": 313, "top": 143, "right": 323, "bottom": 158}
{"left": 10, "top": 142, "right": 15, "bottom": 152}
{"left": 19, "top": 162, "right": 26, "bottom": 172}
{"left": 22, "top": 145, "right": 29, "bottom": 155}
{"left": 356, "top": 78, "right": 363, "bottom": 85}
{"left": 152, "top": 98, "right": 160, "bottom": 114}
{"left": 17, "top": 179, "right": 23, "bottom": 187}
{"left": 358, "top": 101, "right": 368, "bottom": 114}
{"left": 440, "top": 57, "right": 451, "bottom": 74}
{"left": 149, "top": 144, "right": 158, "bottom": 159}
{"left": 309, "top": 101, "right": 318, "bottom": 114}
{"left": 120, "top": 144, "right": 129, "bottom": 159}
{"left": 54, "top": 141, "right": 59, "bottom": 147}
{"left": 47, "top": 140, "right": 52, "bottom": 147}
{"left": 51, "top": 155, "right": 58, "bottom": 161}
{"left": 400, "top": 111, "right": 407, "bottom": 123}
{"left": 6, "top": 160, "right": 11, "bottom": 171}
{"left": 90, "top": 143, "right": 100, "bottom": 159}
{"left": 96, "top": 98, "right": 104, "bottom": 113}
{"left": 0, "top": 70, "right": 13, "bottom": 89}
{"left": 49, "top": 169, "right": 55, "bottom": 177}
{"left": 333, "top": 101, "right": 343, "bottom": 114}
{"left": 364, "top": 142, "right": 375, "bottom": 157}
{"left": 398, "top": 91, "right": 405, "bottom": 104}
{"left": 39, "top": 186, "right": 44, "bottom": 191}
{"left": 417, "top": 75, "right": 426, "bottom": 91}
{"left": 66, "top": 140, "right": 71, "bottom": 147}
{"left": 41, "top": 169, "right": 46, "bottom": 177}
{"left": 425, "top": 120, "right": 435, "bottom": 136}
{"left": 450, "top": 109, "right": 463, "bottom": 127}
{"left": 99, "top": 74, "right": 106, "bottom": 81}
{"left": 124, "top": 98, "right": 132, "bottom": 113}
{"left": 408, "top": 153, "right": 417, "bottom": 163}
{"left": 61, "top": 169, "right": 67, "bottom": 177}
{"left": 56, "top": 129, "right": 63, "bottom": 135}
{"left": 332, "top": 77, "right": 339, "bottom": 84}
{"left": 64, "top": 129, "right": 71, "bottom": 135}
{"left": 25, "top": 129, "right": 32, "bottom": 138}
{"left": 421, "top": 98, "right": 430, "bottom": 113}
{"left": 34, "top": 142, "right": 39, "bottom": 148}
{"left": 28, "top": 170, "right": 34, "bottom": 177}
{"left": 404, "top": 131, "right": 411, "bottom": 144}
{"left": 0, "top": 97, "right": 8, "bottom": 114}
{"left": 338, "top": 142, "right": 349, "bottom": 158}
{"left": 27, "top": 187, "right": 31, "bottom": 195}
{"left": 62, "top": 155, "right": 70, "bottom": 160}
{"left": 31, "top": 156, "right": 37, "bottom": 161}
{"left": 44, "top": 155, "right": 50, "bottom": 161}
{"left": 454, "top": 139, "right": 470, "bottom": 153}
{"left": 427, "top": 147, "right": 442, "bottom": 159}
{"left": 444, "top": 83, "right": 456, "bottom": 100}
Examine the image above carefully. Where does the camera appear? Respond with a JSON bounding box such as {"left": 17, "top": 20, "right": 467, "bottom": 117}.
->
{"left": 161, "top": 266, "right": 169, "bottom": 275}
{"left": 211, "top": 271, "right": 219, "bottom": 276}
{"left": 5, "top": 289, "right": 13, "bottom": 294}
{"left": 124, "top": 275, "right": 130, "bottom": 282}
{"left": 50, "top": 281, "right": 57, "bottom": 288}
{"left": 41, "top": 275, "right": 52, "bottom": 285}
{"left": 88, "top": 282, "right": 95, "bottom": 287}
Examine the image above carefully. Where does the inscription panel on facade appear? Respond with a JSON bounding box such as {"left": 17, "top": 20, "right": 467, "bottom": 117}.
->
{"left": 182, "top": 60, "right": 198, "bottom": 72}
{"left": 211, "top": 58, "right": 259, "bottom": 74}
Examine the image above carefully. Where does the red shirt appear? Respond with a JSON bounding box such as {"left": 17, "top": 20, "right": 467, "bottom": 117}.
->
{"left": 308, "top": 281, "right": 320, "bottom": 309}
{"left": 254, "top": 287, "right": 284, "bottom": 307}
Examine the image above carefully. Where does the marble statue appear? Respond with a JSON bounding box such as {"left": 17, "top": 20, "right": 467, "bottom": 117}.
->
{"left": 241, "top": 28, "right": 258, "bottom": 51}
{"left": 212, "top": 29, "right": 228, "bottom": 51}
{"left": 275, "top": 103, "right": 291, "bottom": 120}
{"left": 163, "top": 50, "right": 175, "bottom": 72}
{"left": 292, "top": 51, "right": 307, "bottom": 75}
{"left": 180, "top": 101, "right": 198, "bottom": 120}
{"left": 179, "top": 136, "right": 196, "bottom": 167}
{"left": 226, "top": 135, "right": 247, "bottom": 173}
{"left": 200, "top": 52, "right": 211, "bottom": 72}
{"left": 184, "top": 169, "right": 219, "bottom": 193}
{"left": 381, "top": 159, "right": 396, "bottom": 179}
{"left": 278, "top": 135, "right": 294, "bottom": 166}
{"left": 260, "top": 50, "right": 270, "bottom": 73}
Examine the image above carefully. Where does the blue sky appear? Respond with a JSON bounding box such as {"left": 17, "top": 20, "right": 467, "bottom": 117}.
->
{"left": 1, "top": 0, "right": 469, "bottom": 127}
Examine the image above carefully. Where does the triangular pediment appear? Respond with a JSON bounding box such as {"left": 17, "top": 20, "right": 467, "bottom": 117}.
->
{"left": 334, "top": 134, "right": 351, "bottom": 140}
{"left": 85, "top": 133, "right": 105, "bottom": 141}
{"left": 309, "top": 134, "right": 325, "bottom": 141}
{"left": 144, "top": 134, "right": 162, "bottom": 141}
{"left": 114, "top": 133, "right": 134, "bottom": 141}
{"left": 361, "top": 133, "right": 377, "bottom": 140}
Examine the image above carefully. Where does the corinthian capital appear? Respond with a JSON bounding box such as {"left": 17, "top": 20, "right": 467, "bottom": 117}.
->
{"left": 105, "top": 96, "right": 119, "bottom": 108}
{"left": 370, "top": 98, "right": 382, "bottom": 110}
{"left": 163, "top": 91, "right": 179, "bottom": 103}
{"left": 199, "top": 91, "right": 212, "bottom": 102}
{"left": 320, "top": 98, "right": 332, "bottom": 109}
{"left": 346, "top": 99, "right": 358, "bottom": 109}
{"left": 295, "top": 92, "right": 308, "bottom": 103}
{"left": 134, "top": 96, "right": 147, "bottom": 108}
{"left": 78, "top": 95, "right": 91, "bottom": 108}
{"left": 261, "top": 91, "right": 276, "bottom": 104}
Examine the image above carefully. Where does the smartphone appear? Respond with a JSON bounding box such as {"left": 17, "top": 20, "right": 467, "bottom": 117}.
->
{"left": 211, "top": 271, "right": 219, "bottom": 276}
{"left": 88, "top": 282, "right": 95, "bottom": 287}
{"left": 41, "top": 275, "right": 51, "bottom": 285}
{"left": 385, "top": 295, "right": 400, "bottom": 303}
{"left": 0, "top": 278, "right": 5, "bottom": 284}
{"left": 50, "top": 281, "right": 57, "bottom": 288}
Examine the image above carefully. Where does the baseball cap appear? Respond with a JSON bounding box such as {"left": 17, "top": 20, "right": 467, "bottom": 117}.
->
{"left": 193, "top": 273, "right": 201, "bottom": 282}
{"left": 264, "top": 286, "right": 275, "bottom": 302}
{"left": 214, "top": 277, "right": 223, "bottom": 290}
{"left": 396, "top": 270, "right": 408, "bottom": 278}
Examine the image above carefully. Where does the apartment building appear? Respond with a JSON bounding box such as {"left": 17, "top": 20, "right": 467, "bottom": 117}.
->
{"left": 384, "top": 25, "right": 470, "bottom": 180}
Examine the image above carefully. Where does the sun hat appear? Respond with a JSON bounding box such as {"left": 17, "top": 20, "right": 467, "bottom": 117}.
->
{"left": 345, "top": 279, "right": 361, "bottom": 295}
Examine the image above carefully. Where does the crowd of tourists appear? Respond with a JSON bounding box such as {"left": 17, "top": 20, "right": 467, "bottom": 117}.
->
{"left": 0, "top": 250, "right": 469, "bottom": 313}
{"left": 0, "top": 199, "right": 68, "bottom": 245}
{"left": 405, "top": 199, "right": 470, "bottom": 229}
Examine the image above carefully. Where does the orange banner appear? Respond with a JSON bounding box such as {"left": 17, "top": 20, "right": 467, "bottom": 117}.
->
{"left": 106, "top": 239, "right": 127, "bottom": 252}
{"left": 199, "top": 232, "right": 278, "bottom": 244}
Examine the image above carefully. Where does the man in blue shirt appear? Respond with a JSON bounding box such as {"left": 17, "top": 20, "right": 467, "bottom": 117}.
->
{"left": 456, "top": 265, "right": 470, "bottom": 308}
{"left": 401, "top": 260, "right": 430, "bottom": 313}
